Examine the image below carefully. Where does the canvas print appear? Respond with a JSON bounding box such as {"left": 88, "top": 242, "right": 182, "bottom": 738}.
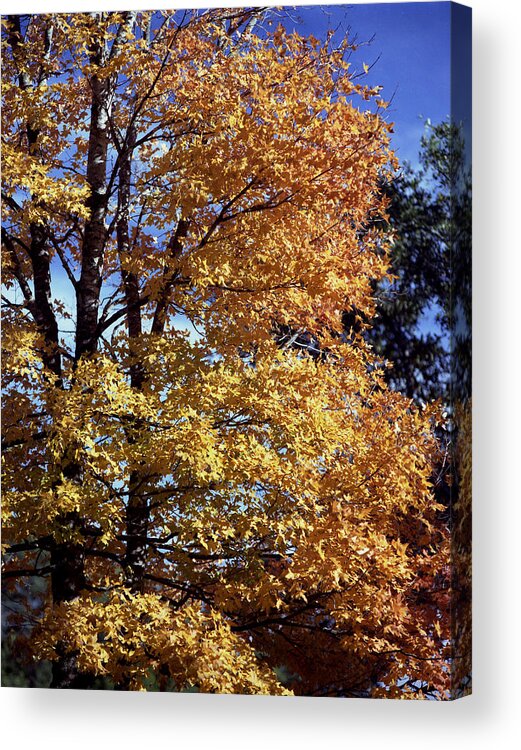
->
{"left": 1, "top": 2, "right": 471, "bottom": 699}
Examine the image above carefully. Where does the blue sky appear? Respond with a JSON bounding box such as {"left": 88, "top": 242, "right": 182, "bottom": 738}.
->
{"left": 282, "top": 2, "right": 455, "bottom": 167}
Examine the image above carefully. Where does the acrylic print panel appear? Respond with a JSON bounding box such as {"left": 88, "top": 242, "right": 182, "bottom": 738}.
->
{"left": 1, "top": 2, "right": 471, "bottom": 699}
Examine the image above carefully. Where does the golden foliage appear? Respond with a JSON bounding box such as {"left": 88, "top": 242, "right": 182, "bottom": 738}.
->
{"left": 2, "top": 10, "right": 453, "bottom": 697}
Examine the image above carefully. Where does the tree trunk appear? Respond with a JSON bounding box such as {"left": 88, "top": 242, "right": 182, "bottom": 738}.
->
{"left": 76, "top": 11, "right": 136, "bottom": 360}
{"left": 75, "top": 24, "right": 112, "bottom": 361}
{"left": 7, "top": 15, "right": 88, "bottom": 688}
{"left": 116, "top": 124, "right": 150, "bottom": 595}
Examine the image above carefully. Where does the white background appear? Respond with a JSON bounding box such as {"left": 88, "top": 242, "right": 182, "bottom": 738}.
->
{"left": 1, "top": 0, "right": 520, "bottom": 748}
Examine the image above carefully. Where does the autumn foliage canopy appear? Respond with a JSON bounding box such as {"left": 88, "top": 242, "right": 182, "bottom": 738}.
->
{"left": 2, "top": 9, "right": 454, "bottom": 697}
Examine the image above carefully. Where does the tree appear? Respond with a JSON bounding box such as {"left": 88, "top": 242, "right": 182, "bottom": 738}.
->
{"left": 2, "top": 9, "right": 452, "bottom": 697}
{"left": 365, "top": 120, "right": 472, "bottom": 696}
{"left": 367, "top": 120, "right": 472, "bottom": 405}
